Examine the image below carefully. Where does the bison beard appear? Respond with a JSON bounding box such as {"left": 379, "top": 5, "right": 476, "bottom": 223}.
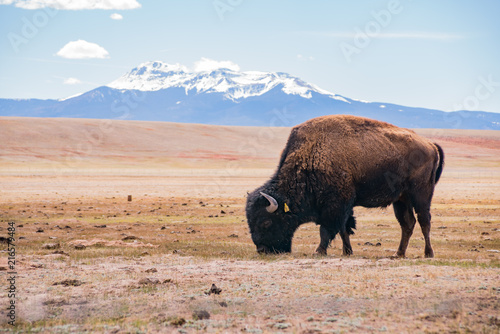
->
{"left": 246, "top": 115, "right": 444, "bottom": 258}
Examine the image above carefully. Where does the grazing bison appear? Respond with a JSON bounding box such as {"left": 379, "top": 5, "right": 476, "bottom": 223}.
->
{"left": 246, "top": 115, "right": 444, "bottom": 258}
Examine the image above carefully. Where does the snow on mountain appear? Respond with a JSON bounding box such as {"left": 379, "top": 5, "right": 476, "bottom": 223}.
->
{"left": 58, "top": 92, "right": 83, "bottom": 101}
{"left": 107, "top": 60, "right": 349, "bottom": 103}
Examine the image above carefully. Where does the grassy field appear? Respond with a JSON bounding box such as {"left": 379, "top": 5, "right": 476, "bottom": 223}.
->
{"left": 0, "top": 117, "right": 499, "bottom": 333}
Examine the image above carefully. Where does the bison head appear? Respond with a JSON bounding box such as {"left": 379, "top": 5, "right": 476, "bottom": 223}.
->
{"left": 246, "top": 189, "right": 297, "bottom": 254}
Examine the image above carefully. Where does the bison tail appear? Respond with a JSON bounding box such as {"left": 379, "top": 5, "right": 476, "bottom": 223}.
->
{"left": 434, "top": 143, "right": 445, "bottom": 184}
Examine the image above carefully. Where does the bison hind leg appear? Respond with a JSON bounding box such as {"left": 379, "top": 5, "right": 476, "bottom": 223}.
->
{"left": 340, "top": 230, "right": 353, "bottom": 256}
{"left": 393, "top": 196, "right": 417, "bottom": 258}
{"left": 411, "top": 192, "right": 435, "bottom": 258}
{"left": 415, "top": 208, "right": 434, "bottom": 258}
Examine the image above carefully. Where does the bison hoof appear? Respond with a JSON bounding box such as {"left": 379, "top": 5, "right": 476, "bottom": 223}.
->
{"left": 342, "top": 248, "right": 353, "bottom": 256}
{"left": 425, "top": 251, "right": 434, "bottom": 258}
{"left": 394, "top": 252, "right": 406, "bottom": 258}
{"left": 314, "top": 247, "right": 327, "bottom": 256}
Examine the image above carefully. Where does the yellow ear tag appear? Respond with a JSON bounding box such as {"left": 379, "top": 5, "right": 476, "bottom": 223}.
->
{"left": 284, "top": 203, "right": 290, "bottom": 213}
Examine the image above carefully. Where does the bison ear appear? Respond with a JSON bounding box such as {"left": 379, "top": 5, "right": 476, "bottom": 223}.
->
{"left": 259, "top": 192, "right": 278, "bottom": 213}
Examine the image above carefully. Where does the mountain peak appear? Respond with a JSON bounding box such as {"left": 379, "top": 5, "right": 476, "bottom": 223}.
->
{"left": 107, "top": 59, "right": 348, "bottom": 102}
{"left": 133, "top": 61, "right": 188, "bottom": 73}
{"left": 126, "top": 61, "right": 188, "bottom": 80}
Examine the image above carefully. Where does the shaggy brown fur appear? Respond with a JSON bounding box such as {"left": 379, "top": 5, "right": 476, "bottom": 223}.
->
{"left": 246, "top": 115, "right": 444, "bottom": 257}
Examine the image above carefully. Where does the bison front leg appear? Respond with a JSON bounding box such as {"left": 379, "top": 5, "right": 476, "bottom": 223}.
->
{"left": 315, "top": 225, "right": 332, "bottom": 255}
{"left": 315, "top": 214, "right": 355, "bottom": 256}
{"left": 340, "top": 230, "right": 353, "bottom": 256}
{"left": 340, "top": 214, "right": 356, "bottom": 256}
{"left": 315, "top": 227, "right": 353, "bottom": 256}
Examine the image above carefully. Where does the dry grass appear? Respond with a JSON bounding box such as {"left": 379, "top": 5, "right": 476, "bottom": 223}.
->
{"left": 1, "top": 196, "right": 499, "bottom": 333}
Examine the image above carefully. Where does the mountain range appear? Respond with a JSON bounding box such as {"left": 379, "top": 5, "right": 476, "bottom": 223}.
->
{"left": 1, "top": 61, "right": 499, "bottom": 129}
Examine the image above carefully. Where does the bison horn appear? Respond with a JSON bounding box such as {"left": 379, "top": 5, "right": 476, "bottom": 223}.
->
{"left": 260, "top": 192, "right": 278, "bottom": 213}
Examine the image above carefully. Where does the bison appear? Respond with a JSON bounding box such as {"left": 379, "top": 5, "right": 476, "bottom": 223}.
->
{"left": 246, "top": 115, "right": 444, "bottom": 258}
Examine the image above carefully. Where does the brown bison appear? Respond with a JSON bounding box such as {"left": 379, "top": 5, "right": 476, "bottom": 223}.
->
{"left": 246, "top": 115, "right": 444, "bottom": 258}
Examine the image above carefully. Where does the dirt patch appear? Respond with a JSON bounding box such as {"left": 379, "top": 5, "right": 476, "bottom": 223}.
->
{"left": 68, "top": 238, "right": 159, "bottom": 248}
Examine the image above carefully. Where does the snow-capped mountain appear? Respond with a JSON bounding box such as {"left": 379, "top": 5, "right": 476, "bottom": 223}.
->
{"left": 1, "top": 60, "right": 499, "bottom": 129}
{"left": 107, "top": 61, "right": 348, "bottom": 102}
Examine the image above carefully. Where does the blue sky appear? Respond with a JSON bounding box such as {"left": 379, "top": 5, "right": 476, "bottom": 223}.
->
{"left": 1, "top": 0, "right": 500, "bottom": 113}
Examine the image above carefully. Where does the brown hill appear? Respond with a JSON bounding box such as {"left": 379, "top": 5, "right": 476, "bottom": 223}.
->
{"left": 1, "top": 117, "right": 499, "bottom": 168}
{"left": 0, "top": 117, "right": 291, "bottom": 169}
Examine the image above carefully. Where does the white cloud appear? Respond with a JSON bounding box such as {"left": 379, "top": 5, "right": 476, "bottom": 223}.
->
{"left": 0, "top": 0, "right": 141, "bottom": 10}
{"left": 56, "top": 40, "right": 109, "bottom": 59}
{"left": 110, "top": 13, "right": 123, "bottom": 20}
{"left": 63, "top": 77, "right": 82, "bottom": 85}
{"left": 193, "top": 57, "right": 240, "bottom": 72}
